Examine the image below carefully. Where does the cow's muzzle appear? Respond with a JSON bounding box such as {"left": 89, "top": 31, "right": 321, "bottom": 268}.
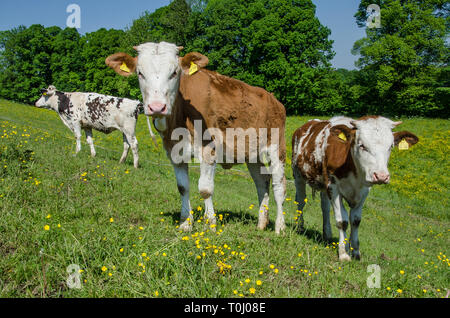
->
{"left": 148, "top": 103, "right": 167, "bottom": 116}
{"left": 372, "top": 172, "right": 390, "bottom": 184}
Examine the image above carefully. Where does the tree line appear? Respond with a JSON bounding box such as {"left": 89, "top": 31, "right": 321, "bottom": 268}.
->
{"left": 0, "top": 0, "right": 448, "bottom": 117}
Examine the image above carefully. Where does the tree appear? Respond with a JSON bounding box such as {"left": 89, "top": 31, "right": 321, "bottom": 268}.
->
{"left": 190, "top": 0, "right": 338, "bottom": 115}
{"left": 352, "top": 0, "right": 449, "bottom": 116}
{"left": 122, "top": 0, "right": 193, "bottom": 48}
{"left": 50, "top": 27, "right": 84, "bottom": 92}
{"left": 0, "top": 24, "right": 55, "bottom": 103}
{"left": 80, "top": 28, "right": 135, "bottom": 98}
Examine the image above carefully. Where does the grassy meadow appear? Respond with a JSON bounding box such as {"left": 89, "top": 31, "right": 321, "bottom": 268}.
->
{"left": 0, "top": 99, "right": 448, "bottom": 298}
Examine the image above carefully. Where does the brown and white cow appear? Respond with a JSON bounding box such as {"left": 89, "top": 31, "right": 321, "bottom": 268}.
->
{"left": 35, "top": 85, "right": 156, "bottom": 168}
{"left": 106, "top": 42, "right": 287, "bottom": 233}
{"left": 292, "top": 116, "right": 419, "bottom": 261}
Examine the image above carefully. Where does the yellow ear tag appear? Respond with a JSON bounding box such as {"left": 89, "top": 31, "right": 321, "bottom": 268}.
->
{"left": 398, "top": 138, "right": 409, "bottom": 150}
{"left": 120, "top": 62, "right": 131, "bottom": 73}
{"left": 338, "top": 132, "right": 347, "bottom": 141}
{"left": 43, "top": 92, "right": 47, "bottom": 96}
{"left": 189, "top": 62, "right": 198, "bottom": 75}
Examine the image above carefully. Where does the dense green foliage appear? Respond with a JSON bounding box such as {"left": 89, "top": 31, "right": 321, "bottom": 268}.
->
{"left": 351, "top": 0, "right": 449, "bottom": 117}
{"left": 0, "top": 0, "right": 448, "bottom": 116}
{"left": 0, "top": 25, "right": 133, "bottom": 103}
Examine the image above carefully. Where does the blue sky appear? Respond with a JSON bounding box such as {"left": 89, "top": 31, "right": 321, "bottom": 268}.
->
{"left": 0, "top": 0, "right": 367, "bottom": 69}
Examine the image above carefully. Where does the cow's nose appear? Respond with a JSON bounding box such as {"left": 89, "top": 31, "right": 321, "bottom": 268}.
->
{"left": 148, "top": 103, "right": 167, "bottom": 115}
{"left": 373, "top": 172, "right": 390, "bottom": 184}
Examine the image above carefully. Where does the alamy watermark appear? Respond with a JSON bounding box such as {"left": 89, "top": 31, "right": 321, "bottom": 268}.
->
{"left": 366, "top": 264, "right": 381, "bottom": 288}
{"left": 366, "top": 4, "right": 381, "bottom": 29}
{"left": 66, "top": 264, "right": 82, "bottom": 289}
{"left": 66, "top": 4, "right": 81, "bottom": 29}
{"left": 169, "top": 120, "right": 281, "bottom": 175}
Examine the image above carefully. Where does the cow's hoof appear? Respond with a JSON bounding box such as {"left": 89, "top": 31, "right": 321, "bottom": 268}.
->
{"left": 323, "top": 235, "right": 333, "bottom": 243}
{"left": 257, "top": 214, "right": 269, "bottom": 230}
{"left": 339, "top": 253, "right": 352, "bottom": 262}
{"left": 352, "top": 251, "right": 361, "bottom": 260}
{"left": 179, "top": 219, "right": 193, "bottom": 232}
{"left": 257, "top": 220, "right": 268, "bottom": 231}
{"left": 204, "top": 216, "right": 217, "bottom": 232}
{"left": 275, "top": 223, "right": 286, "bottom": 235}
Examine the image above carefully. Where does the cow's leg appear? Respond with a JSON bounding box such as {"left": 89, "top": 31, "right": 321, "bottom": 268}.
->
{"left": 199, "top": 161, "right": 216, "bottom": 229}
{"left": 84, "top": 128, "right": 96, "bottom": 157}
{"left": 247, "top": 163, "right": 271, "bottom": 230}
{"left": 293, "top": 168, "right": 307, "bottom": 231}
{"left": 349, "top": 188, "right": 369, "bottom": 260}
{"left": 121, "top": 133, "right": 139, "bottom": 168}
{"left": 320, "top": 190, "right": 332, "bottom": 242}
{"left": 129, "top": 134, "right": 139, "bottom": 168}
{"left": 173, "top": 162, "right": 193, "bottom": 232}
{"left": 73, "top": 124, "right": 82, "bottom": 154}
{"left": 329, "top": 185, "right": 350, "bottom": 261}
{"left": 119, "top": 133, "right": 130, "bottom": 164}
{"left": 270, "top": 154, "right": 286, "bottom": 235}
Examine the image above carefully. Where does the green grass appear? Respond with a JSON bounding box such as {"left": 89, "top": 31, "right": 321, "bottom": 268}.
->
{"left": 0, "top": 99, "right": 448, "bottom": 298}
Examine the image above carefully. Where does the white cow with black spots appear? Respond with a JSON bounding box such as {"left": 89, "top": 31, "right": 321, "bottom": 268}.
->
{"left": 35, "top": 85, "right": 156, "bottom": 168}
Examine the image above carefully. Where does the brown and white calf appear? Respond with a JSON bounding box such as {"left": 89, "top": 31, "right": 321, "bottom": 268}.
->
{"left": 106, "top": 42, "right": 287, "bottom": 233}
{"left": 35, "top": 85, "right": 155, "bottom": 168}
{"left": 292, "top": 116, "right": 419, "bottom": 261}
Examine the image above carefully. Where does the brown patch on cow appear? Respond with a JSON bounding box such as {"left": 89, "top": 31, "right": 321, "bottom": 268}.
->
{"left": 116, "top": 98, "right": 124, "bottom": 109}
{"left": 158, "top": 67, "right": 286, "bottom": 167}
{"left": 358, "top": 115, "right": 380, "bottom": 121}
{"left": 325, "top": 125, "right": 357, "bottom": 182}
{"left": 292, "top": 120, "right": 329, "bottom": 189}
{"left": 86, "top": 97, "right": 106, "bottom": 122}
{"left": 292, "top": 121, "right": 357, "bottom": 191}
{"left": 55, "top": 91, "right": 73, "bottom": 116}
{"left": 393, "top": 131, "right": 419, "bottom": 147}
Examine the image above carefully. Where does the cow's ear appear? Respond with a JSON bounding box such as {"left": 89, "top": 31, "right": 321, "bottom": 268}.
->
{"left": 105, "top": 52, "right": 137, "bottom": 77}
{"left": 179, "top": 52, "right": 209, "bottom": 75}
{"left": 325, "top": 125, "right": 356, "bottom": 174}
{"left": 330, "top": 125, "right": 356, "bottom": 144}
{"left": 393, "top": 131, "right": 419, "bottom": 148}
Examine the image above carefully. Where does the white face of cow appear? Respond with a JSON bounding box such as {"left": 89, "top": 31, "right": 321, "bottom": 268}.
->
{"left": 35, "top": 85, "right": 58, "bottom": 110}
{"left": 106, "top": 42, "right": 210, "bottom": 119}
{"left": 134, "top": 42, "right": 182, "bottom": 117}
{"left": 351, "top": 117, "right": 401, "bottom": 186}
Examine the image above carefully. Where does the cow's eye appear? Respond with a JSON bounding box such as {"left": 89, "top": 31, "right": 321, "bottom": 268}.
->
{"left": 169, "top": 70, "right": 177, "bottom": 79}
{"left": 138, "top": 71, "right": 145, "bottom": 79}
{"left": 359, "top": 144, "right": 367, "bottom": 151}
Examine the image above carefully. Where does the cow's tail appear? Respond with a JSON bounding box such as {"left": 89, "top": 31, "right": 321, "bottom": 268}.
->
{"left": 146, "top": 115, "right": 157, "bottom": 146}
